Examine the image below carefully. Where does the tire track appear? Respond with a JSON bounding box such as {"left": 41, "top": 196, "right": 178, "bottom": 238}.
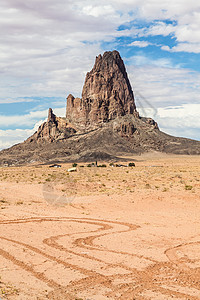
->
{"left": 0, "top": 217, "right": 144, "bottom": 297}
{"left": 0, "top": 218, "right": 124, "bottom": 294}
{"left": 0, "top": 246, "right": 60, "bottom": 289}
{"left": 165, "top": 240, "right": 200, "bottom": 271}
{"left": 43, "top": 220, "right": 140, "bottom": 276}
{"left": 0, "top": 217, "right": 126, "bottom": 296}
{"left": 73, "top": 225, "right": 157, "bottom": 264}
{"left": 0, "top": 235, "right": 103, "bottom": 278}
{"left": 1, "top": 217, "right": 200, "bottom": 299}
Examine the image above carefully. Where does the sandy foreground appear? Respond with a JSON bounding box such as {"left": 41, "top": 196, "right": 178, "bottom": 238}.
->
{"left": 0, "top": 153, "right": 200, "bottom": 300}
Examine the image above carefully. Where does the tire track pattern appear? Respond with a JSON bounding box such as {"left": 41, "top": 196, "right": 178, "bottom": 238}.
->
{"left": 0, "top": 217, "right": 200, "bottom": 299}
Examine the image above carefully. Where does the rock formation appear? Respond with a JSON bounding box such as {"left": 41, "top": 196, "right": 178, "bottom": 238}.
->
{"left": 0, "top": 50, "right": 200, "bottom": 166}
{"left": 66, "top": 50, "right": 138, "bottom": 129}
{"left": 27, "top": 108, "right": 76, "bottom": 143}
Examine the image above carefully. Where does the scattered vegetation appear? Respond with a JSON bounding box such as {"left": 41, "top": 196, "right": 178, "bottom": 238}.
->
{"left": 145, "top": 183, "right": 151, "bottom": 189}
{"left": 0, "top": 199, "right": 7, "bottom": 203}
{"left": 128, "top": 162, "right": 135, "bottom": 167}
{"left": 0, "top": 277, "right": 19, "bottom": 298}
{"left": 0, "top": 157, "right": 199, "bottom": 199}
{"left": 16, "top": 201, "right": 23, "bottom": 205}
{"left": 185, "top": 185, "right": 193, "bottom": 190}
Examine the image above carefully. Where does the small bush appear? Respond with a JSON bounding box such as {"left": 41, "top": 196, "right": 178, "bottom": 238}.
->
{"left": 128, "top": 162, "right": 135, "bottom": 167}
{"left": 72, "top": 163, "right": 78, "bottom": 167}
{"left": 185, "top": 185, "right": 193, "bottom": 190}
{"left": 87, "top": 164, "right": 92, "bottom": 167}
{"left": 97, "top": 164, "right": 107, "bottom": 168}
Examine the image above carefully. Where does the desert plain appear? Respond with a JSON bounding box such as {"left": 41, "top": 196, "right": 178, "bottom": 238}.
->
{"left": 0, "top": 153, "right": 200, "bottom": 300}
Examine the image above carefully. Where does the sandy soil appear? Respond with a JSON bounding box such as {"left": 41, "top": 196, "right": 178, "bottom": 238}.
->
{"left": 0, "top": 153, "right": 200, "bottom": 299}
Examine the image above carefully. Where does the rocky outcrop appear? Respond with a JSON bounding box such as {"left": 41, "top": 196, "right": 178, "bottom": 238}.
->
{"left": 66, "top": 50, "right": 138, "bottom": 129}
{"left": 27, "top": 108, "right": 76, "bottom": 143}
{"left": 1, "top": 49, "right": 200, "bottom": 166}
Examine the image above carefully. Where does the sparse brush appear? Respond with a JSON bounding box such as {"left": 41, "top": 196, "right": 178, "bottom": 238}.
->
{"left": 16, "top": 201, "right": 23, "bottom": 205}
{"left": 145, "top": 183, "right": 151, "bottom": 189}
{"left": 128, "top": 162, "right": 135, "bottom": 167}
{"left": 0, "top": 199, "right": 7, "bottom": 203}
{"left": 185, "top": 185, "right": 193, "bottom": 190}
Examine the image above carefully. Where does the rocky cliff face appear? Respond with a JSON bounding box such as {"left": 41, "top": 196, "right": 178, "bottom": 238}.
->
{"left": 66, "top": 51, "right": 138, "bottom": 129}
{"left": 27, "top": 108, "right": 76, "bottom": 143}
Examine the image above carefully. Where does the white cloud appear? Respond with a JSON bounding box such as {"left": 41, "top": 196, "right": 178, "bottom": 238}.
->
{"left": 127, "top": 64, "right": 200, "bottom": 108}
{"left": 156, "top": 104, "right": 200, "bottom": 140}
{"left": 0, "top": 107, "right": 65, "bottom": 128}
{"left": 137, "top": 104, "right": 200, "bottom": 141}
{"left": 0, "top": 0, "right": 200, "bottom": 149}
{"left": 81, "top": 5, "right": 115, "bottom": 17}
{"left": 1, "top": 0, "right": 200, "bottom": 102}
{"left": 127, "top": 55, "right": 174, "bottom": 68}
{"left": 0, "top": 120, "right": 43, "bottom": 150}
{"left": 0, "top": 106, "right": 66, "bottom": 149}
{"left": 129, "top": 41, "right": 151, "bottom": 47}
{"left": 0, "top": 111, "right": 47, "bottom": 127}
{"left": 169, "top": 43, "right": 200, "bottom": 54}
{"left": 144, "top": 22, "right": 176, "bottom": 37}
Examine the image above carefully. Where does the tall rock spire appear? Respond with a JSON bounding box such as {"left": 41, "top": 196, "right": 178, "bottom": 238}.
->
{"left": 66, "top": 50, "right": 137, "bottom": 129}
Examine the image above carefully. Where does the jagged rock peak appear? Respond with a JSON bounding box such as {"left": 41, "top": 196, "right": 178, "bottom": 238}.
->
{"left": 48, "top": 108, "right": 56, "bottom": 122}
{"left": 66, "top": 50, "right": 138, "bottom": 129}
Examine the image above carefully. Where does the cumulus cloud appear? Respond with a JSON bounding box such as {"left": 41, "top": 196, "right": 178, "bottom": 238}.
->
{"left": 162, "top": 43, "right": 200, "bottom": 54}
{"left": 127, "top": 64, "right": 200, "bottom": 108}
{"left": 0, "top": 107, "right": 65, "bottom": 128}
{"left": 156, "top": 104, "right": 200, "bottom": 140}
{"left": 0, "top": 0, "right": 200, "bottom": 148}
{"left": 0, "top": 121, "right": 43, "bottom": 150}
{"left": 137, "top": 104, "right": 200, "bottom": 140}
{"left": 1, "top": 0, "right": 200, "bottom": 101}
{"left": 129, "top": 41, "right": 152, "bottom": 48}
{"left": 0, "top": 106, "right": 66, "bottom": 150}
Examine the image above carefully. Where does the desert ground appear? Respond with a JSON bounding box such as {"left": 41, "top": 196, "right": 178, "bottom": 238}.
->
{"left": 0, "top": 153, "right": 200, "bottom": 300}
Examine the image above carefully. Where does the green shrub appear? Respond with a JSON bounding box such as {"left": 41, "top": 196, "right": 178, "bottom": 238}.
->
{"left": 185, "top": 185, "right": 193, "bottom": 190}
{"left": 72, "top": 163, "right": 78, "bottom": 167}
{"left": 128, "top": 162, "right": 135, "bottom": 167}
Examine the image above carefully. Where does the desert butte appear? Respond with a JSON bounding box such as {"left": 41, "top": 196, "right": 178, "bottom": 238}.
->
{"left": 0, "top": 153, "right": 200, "bottom": 299}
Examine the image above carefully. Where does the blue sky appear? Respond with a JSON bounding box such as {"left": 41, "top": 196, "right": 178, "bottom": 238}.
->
{"left": 0, "top": 0, "right": 200, "bottom": 149}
